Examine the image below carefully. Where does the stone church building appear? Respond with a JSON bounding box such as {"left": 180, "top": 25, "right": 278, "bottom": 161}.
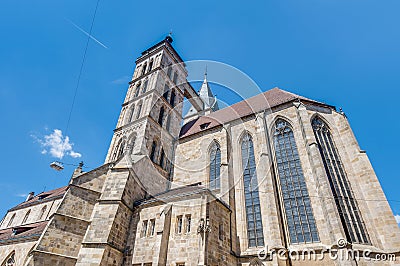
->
{"left": 0, "top": 36, "right": 399, "bottom": 265}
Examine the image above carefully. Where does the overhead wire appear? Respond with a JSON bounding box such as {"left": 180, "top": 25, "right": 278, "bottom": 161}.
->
{"left": 64, "top": 0, "right": 101, "bottom": 136}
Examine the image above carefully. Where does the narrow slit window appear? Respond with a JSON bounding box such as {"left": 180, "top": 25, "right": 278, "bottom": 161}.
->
{"left": 176, "top": 216, "right": 183, "bottom": 234}
{"left": 149, "top": 219, "right": 155, "bottom": 236}
{"left": 209, "top": 143, "right": 221, "bottom": 190}
{"left": 185, "top": 215, "right": 191, "bottom": 233}
{"left": 141, "top": 220, "right": 148, "bottom": 238}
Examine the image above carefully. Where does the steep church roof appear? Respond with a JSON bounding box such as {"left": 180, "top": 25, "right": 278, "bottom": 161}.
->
{"left": 180, "top": 87, "right": 334, "bottom": 139}
{"left": 9, "top": 186, "right": 68, "bottom": 211}
{"left": 0, "top": 221, "right": 48, "bottom": 243}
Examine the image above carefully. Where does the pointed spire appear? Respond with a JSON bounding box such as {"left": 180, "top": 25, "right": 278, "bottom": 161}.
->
{"left": 183, "top": 69, "right": 219, "bottom": 121}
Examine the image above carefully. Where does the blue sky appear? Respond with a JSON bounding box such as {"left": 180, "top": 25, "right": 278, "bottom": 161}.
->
{"left": 0, "top": 0, "right": 399, "bottom": 224}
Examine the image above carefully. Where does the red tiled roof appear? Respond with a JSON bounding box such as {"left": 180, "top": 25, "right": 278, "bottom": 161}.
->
{"left": 9, "top": 186, "right": 68, "bottom": 211}
{"left": 180, "top": 87, "right": 333, "bottom": 138}
{"left": 0, "top": 221, "right": 48, "bottom": 243}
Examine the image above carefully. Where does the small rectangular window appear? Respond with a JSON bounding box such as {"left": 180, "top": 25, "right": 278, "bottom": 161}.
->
{"left": 140, "top": 220, "right": 148, "bottom": 238}
{"left": 176, "top": 216, "right": 183, "bottom": 234}
{"left": 149, "top": 219, "right": 155, "bottom": 236}
{"left": 219, "top": 223, "right": 224, "bottom": 241}
{"left": 176, "top": 263, "right": 185, "bottom": 266}
{"left": 185, "top": 215, "right": 191, "bottom": 233}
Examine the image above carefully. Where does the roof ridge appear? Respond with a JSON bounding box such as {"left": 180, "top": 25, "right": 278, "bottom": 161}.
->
{"left": 180, "top": 87, "right": 333, "bottom": 139}
{"left": 36, "top": 185, "right": 68, "bottom": 196}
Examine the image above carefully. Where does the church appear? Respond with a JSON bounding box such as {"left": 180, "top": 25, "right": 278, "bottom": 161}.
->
{"left": 0, "top": 36, "right": 399, "bottom": 265}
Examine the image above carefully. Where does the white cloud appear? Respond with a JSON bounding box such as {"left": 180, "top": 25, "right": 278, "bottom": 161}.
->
{"left": 69, "top": 150, "right": 82, "bottom": 158}
{"left": 395, "top": 214, "right": 400, "bottom": 225}
{"left": 33, "top": 129, "right": 82, "bottom": 159}
{"left": 111, "top": 75, "right": 130, "bottom": 85}
{"left": 16, "top": 193, "right": 28, "bottom": 198}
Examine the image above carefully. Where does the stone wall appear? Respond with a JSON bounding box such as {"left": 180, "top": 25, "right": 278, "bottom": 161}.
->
{"left": 0, "top": 241, "right": 36, "bottom": 266}
{"left": 173, "top": 100, "right": 400, "bottom": 265}
{"left": 0, "top": 198, "right": 62, "bottom": 230}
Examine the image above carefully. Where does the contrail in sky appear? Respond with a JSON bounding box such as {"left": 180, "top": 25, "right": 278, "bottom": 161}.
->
{"left": 65, "top": 18, "right": 108, "bottom": 49}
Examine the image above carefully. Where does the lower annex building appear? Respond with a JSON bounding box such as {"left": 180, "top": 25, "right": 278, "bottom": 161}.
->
{"left": 0, "top": 36, "right": 399, "bottom": 266}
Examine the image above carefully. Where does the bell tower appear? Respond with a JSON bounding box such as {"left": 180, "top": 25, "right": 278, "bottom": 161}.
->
{"left": 105, "top": 36, "right": 189, "bottom": 178}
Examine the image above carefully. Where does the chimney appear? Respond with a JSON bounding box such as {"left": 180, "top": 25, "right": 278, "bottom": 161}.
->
{"left": 25, "top": 192, "right": 34, "bottom": 202}
{"left": 71, "top": 161, "right": 84, "bottom": 179}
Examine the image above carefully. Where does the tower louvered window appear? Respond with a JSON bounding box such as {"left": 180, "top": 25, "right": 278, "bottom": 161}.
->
{"left": 134, "top": 82, "right": 141, "bottom": 98}
{"left": 273, "top": 119, "right": 319, "bottom": 244}
{"left": 142, "top": 79, "right": 148, "bottom": 93}
{"left": 312, "top": 117, "right": 369, "bottom": 244}
{"left": 241, "top": 133, "right": 264, "bottom": 247}
{"left": 209, "top": 143, "right": 221, "bottom": 190}
{"left": 158, "top": 107, "right": 165, "bottom": 126}
{"left": 150, "top": 141, "right": 157, "bottom": 162}
{"left": 127, "top": 105, "right": 135, "bottom": 123}
{"left": 170, "top": 90, "right": 176, "bottom": 107}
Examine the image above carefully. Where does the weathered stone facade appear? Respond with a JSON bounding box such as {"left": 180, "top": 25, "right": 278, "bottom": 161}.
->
{"left": 1, "top": 36, "right": 399, "bottom": 265}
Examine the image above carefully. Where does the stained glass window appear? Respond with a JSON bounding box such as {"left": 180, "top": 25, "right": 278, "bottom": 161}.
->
{"left": 209, "top": 143, "right": 221, "bottom": 190}
{"left": 241, "top": 133, "right": 264, "bottom": 247}
{"left": 312, "top": 117, "right": 369, "bottom": 244}
{"left": 273, "top": 119, "right": 319, "bottom": 244}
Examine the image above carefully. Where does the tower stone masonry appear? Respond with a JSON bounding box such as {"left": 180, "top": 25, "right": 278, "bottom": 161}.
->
{"left": 0, "top": 36, "right": 399, "bottom": 266}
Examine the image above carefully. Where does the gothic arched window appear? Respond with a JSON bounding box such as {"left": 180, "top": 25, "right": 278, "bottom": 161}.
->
{"left": 148, "top": 59, "right": 153, "bottom": 72}
{"left": 127, "top": 105, "right": 135, "bottom": 124}
{"left": 118, "top": 140, "right": 126, "bottom": 158}
{"left": 112, "top": 139, "right": 125, "bottom": 161}
{"left": 128, "top": 134, "right": 136, "bottom": 155}
{"left": 312, "top": 117, "right": 369, "bottom": 244}
{"left": 39, "top": 206, "right": 47, "bottom": 220}
{"left": 7, "top": 214, "right": 15, "bottom": 227}
{"left": 273, "top": 119, "right": 319, "bottom": 244}
{"left": 136, "top": 102, "right": 143, "bottom": 119}
{"left": 1, "top": 251, "right": 15, "bottom": 266}
{"left": 134, "top": 82, "right": 141, "bottom": 98}
{"left": 241, "top": 133, "right": 264, "bottom": 247}
{"left": 209, "top": 142, "right": 221, "bottom": 190}
{"left": 142, "top": 79, "right": 148, "bottom": 93}
{"left": 22, "top": 210, "right": 31, "bottom": 224}
{"left": 141, "top": 63, "right": 147, "bottom": 76}
{"left": 150, "top": 141, "right": 157, "bottom": 162}
{"left": 170, "top": 90, "right": 176, "bottom": 107}
{"left": 158, "top": 107, "right": 165, "bottom": 126}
